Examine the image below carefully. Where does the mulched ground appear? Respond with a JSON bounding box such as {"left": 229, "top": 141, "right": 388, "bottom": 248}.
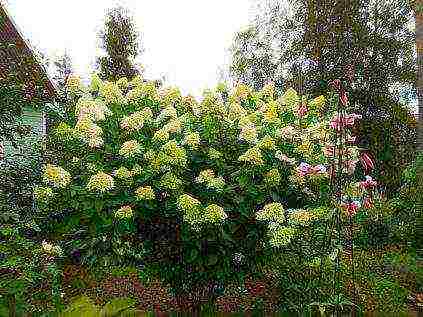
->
{"left": 36, "top": 244, "right": 422, "bottom": 314}
{"left": 60, "top": 264, "right": 281, "bottom": 313}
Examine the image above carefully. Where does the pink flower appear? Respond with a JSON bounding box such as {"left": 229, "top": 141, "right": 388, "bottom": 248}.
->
{"left": 340, "top": 91, "right": 348, "bottom": 107}
{"left": 362, "top": 197, "right": 373, "bottom": 209}
{"left": 342, "top": 201, "right": 359, "bottom": 217}
{"left": 344, "top": 113, "right": 362, "bottom": 126}
{"left": 360, "top": 152, "right": 374, "bottom": 173}
{"left": 309, "top": 164, "right": 326, "bottom": 175}
{"left": 323, "top": 145, "right": 335, "bottom": 157}
{"left": 347, "top": 136, "right": 356, "bottom": 144}
{"left": 330, "top": 79, "right": 342, "bottom": 91}
{"left": 359, "top": 175, "right": 377, "bottom": 190}
{"left": 297, "top": 162, "right": 311, "bottom": 176}
{"left": 330, "top": 115, "right": 343, "bottom": 131}
{"left": 345, "top": 159, "right": 358, "bottom": 175}
{"left": 297, "top": 103, "right": 308, "bottom": 118}
{"left": 329, "top": 113, "right": 361, "bottom": 132}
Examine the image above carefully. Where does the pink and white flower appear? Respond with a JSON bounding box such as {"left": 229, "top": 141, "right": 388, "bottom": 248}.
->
{"left": 297, "top": 103, "right": 308, "bottom": 118}
{"left": 359, "top": 175, "right": 377, "bottom": 190}
{"left": 360, "top": 152, "right": 374, "bottom": 173}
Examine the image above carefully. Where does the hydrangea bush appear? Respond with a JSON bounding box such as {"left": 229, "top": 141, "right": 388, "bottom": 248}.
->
{"left": 35, "top": 74, "right": 377, "bottom": 291}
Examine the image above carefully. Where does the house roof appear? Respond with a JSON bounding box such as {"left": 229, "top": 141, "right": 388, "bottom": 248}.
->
{"left": 0, "top": 1, "right": 57, "bottom": 102}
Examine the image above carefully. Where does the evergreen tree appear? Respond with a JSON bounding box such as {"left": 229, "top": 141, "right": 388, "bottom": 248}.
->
{"left": 96, "top": 6, "right": 142, "bottom": 81}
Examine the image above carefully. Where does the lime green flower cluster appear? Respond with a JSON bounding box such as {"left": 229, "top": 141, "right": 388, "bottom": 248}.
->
{"left": 42, "top": 240, "right": 62, "bottom": 256}
{"left": 289, "top": 209, "right": 317, "bottom": 226}
{"left": 196, "top": 169, "right": 225, "bottom": 192}
{"left": 160, "top": 87, "right": 182, "bottom": 106}
{"left": 204, "top": 204, "right": 228, "bottom": 223}
{"left": 233, "top": 83, "right": 251, "bottom": 102}
{"left": 281, "top": 88, "right": 299, "bottom": 108}
{"left": 127, "top": 80, "right": 158, "bottom": 101}
{"left": 55, "top": 122, "right": 75, "bottom": 141}
{"left": 153, "top": 129, "right": 170, "bottom": 143}
{"left": 207, "top": 177, "right": 225, "bottom": 191}
{"left": 74, "top": 117, "right": 104, "bottom": 148}
{"left": 267, "top": 226, "right": 297, "bottom": 247}
{"left": 86, "top": 172, "right": 114, "bottom": 193}
{"left": 159, "top": 172, "right": 183, "bottom": 191}
{"left": 177, "top": 194, "right": 201, "bottom": 211}
{"left": 114, "top": 205, "right": 133, "bottom": 219}
{"left": 43, "top": 164, "right": 71, "bottom": 188}
{"left": 120, "top": 111, "right": 146, "bottom": 132}
{"left": 90, "top": 73, "right": 103, "bottom": 92}
{"left": 157, "top": 106, "right": 178, "bottom": 122}
{"left": 238, "top": 147, "right": 264, "bottom": 165}
{"left": 75, "top": 97, "right": 112, "bottom": 122}
{"left": 228, "top": 103, "right": 247, "bottom": 121}
{"left": 183, "top": 132, "right": 200, "bottom": 150}
{"left": 208, "top": 148, "right": 223, "bottom": 160}
{"left": 148, "top": 152, "right": 170, "bottom": 172}
{"left": 196, "top": 169, "right": 215, "bottom": 183}
{"left": 177, "top": 194, "right": 227, "bottom": 229}
{"left": 263, "top": 101, "right": 279, "bottom": 124}
{"left": 113, "top": 166, "right": 133, "bottom": 180}
{"left": 264, "top": 168, "right": 281, "bottom": 186}
{"left": 258, "top": 135, "right": 276, "bottom": 150}
{"left": 161, "top": 140, "right": 187, "bottom": 167}
{"left": 256, "top": 202, "right": 285, "bottom": 224}
{"left": 135, "top": 186, "right": 155, "bottom": 200}
{"left": 177, "top": 194, "right": 202, "bottom": 227}
{"left": 239, "top": 123, "right": 258, "bottom": 144}
{"left": 34, "top": 186, "right": 53, "bottom": 202}
{"left": 295, "top": 140, "right": 314, "bottom": 158}
{"left": 163, "top": 119, "right": 182, "bottom": 134}
{"left": 119, "top": 140, "right": 142, "bottom": 158}
{"left": 116, "top": 77, "right": 129, "bottom": 90}
{"left": 260, "top": 82, "right": 275, "bottom": 99}
{"left": 99, "top": 81, "right": 124, "bottom": 104}
{"left": 66, "top": 74, "right": 82, "bottom": 93}
{"left": 308, "top": 95, "right": 326, "bottom": 111}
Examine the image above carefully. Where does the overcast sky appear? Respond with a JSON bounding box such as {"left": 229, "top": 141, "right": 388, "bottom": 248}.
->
{"left": 4, "top": 0, "right": 254, "bottom": 96}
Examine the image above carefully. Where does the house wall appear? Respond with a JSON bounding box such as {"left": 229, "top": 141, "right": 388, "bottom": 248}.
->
{"left": 3, "top": 106, "right": 45, "bottom": 164}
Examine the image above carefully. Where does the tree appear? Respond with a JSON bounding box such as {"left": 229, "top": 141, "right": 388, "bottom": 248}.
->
{"left": 230, "top": 0, "right": 416, "bottom": 93}
{"left": 96, "top": 6, "right": 142, "bottom": 81}
{"left": 229, "top": 25, "right": 279, "bottom": 90}
{"left": 413, "top": 0, "right": 423, "bottom": 150}
{"left": 52, "top": 52, "right": 73, "bottom": 95}
{"left": 229, "top": 0, "right": 291, "bottom": 91}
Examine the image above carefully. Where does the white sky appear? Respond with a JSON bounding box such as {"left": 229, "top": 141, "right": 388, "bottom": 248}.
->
{"left": 4, "top": 0, "right": 254, "bottom": 97}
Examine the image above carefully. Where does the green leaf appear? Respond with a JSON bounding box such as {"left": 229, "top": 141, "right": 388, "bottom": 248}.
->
{"left": 60, "top": 296, "right": 99, "bottom": 317}
{"left": 187, "top": 248, "right": 199, "bottom": 263}
{"left": 206, "top": 254, "right": 219, "bottom": 267}
{"left": 100, "top": 298, "right": 136, "bottom": 317}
